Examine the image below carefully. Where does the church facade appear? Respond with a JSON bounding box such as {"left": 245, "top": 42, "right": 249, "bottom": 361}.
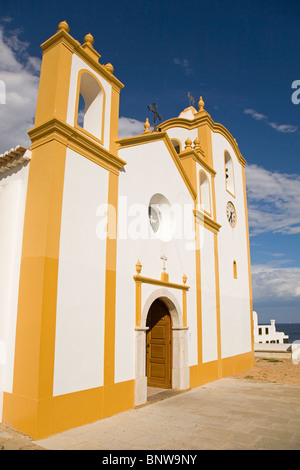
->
{"left": 0, "top": 22, "right": 254, "bottom": 439}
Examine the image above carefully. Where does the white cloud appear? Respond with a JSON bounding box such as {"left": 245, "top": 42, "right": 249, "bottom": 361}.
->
{"left": 251, "top": 264, "right": 300, "bottom": 300}
{"left": 245, "top": 164, "right": 300, "bottom": 235}
{"left": 118, "top": 116, "right": 146, "bottom": 138}
{"left": 268, "top": 122, "right": 298, "bottom": 133}
{"left": 244, "top": 108, "right": 298, "bottom": 133}
{"left": 0, "top": 26, "right": 40, "bottom": 152}
{"left": 0, "top": 26, "right": 147, "bottom": 151}
{"left": 244, "top": 108, "right": 267, "bottom": 121}
{"left": 173, "top": 58, "right": 193, "bottom": 76}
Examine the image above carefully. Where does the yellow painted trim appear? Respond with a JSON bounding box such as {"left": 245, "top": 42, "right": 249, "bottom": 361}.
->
{"left": 34, "top": 30, "right": 74, "bottom": 128}
{"left": 214, "top": 231, "right": 222, "bottom": 375}
{"left": 102, "top": 380, "right": 135, "bottom": 419}
{"left": 159, "top": 113, "right": 246, "bottom": 167}
{"left": 194, "top": 200, "right": 203, "bottom": 365}
{"left": 2, "top": 138, "right": 68, "bottom": 438}
{"left": 134, "top": 271, "right": 189, "bottom": 329}
{"left": 74, "top": 69, "right": 106, "bottom": 145}
{"left": 242, "top": 165, "right": 255, "bottom": 353}
{"left": 135, "top": 280, "right": 142, "bottom": 326}
{"left": 199, "top": 169, "right": 212, "bottom": 217}
{"left": 179, "top": 149, "right": 216, "bottom": 176}
{"left": 41, "top": 27, "right": 124, "bottom": 92}
{"left": 28, "top": 117, "right": 126, "bottom": 174}
{"left": 117, "top": 131, "right": 197, "bottom": 200}
{"left": 210, "top": 174, "right": 222, "bottom": 377}
{"left": 3, "top": 379, "right": 135, "bottom": 439}
{"left": 104, "top": 171, "right": 119, "bottom": 386}
{"left": 233, "top": 260, "right": 237, "bottom": 279}
{"left": 109, "top": 85, "right": 121, "bottom": 155}
{"left": 190, "top": 351, "right": 254, "bottom": 388}
{"left": 182, "top": 290, "right": 187, "bottom": 327}
{"left": 13, "top": 141, "right": 67, "bottom": 399}
{"left": 193, "top": 209, "right": 221, "bottom": 234}
{"left": 133, "top": 275, "right": 189, "bottom": 291}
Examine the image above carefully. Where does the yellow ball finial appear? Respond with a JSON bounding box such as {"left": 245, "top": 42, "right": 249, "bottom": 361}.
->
{"left": 136, "top": 260, "right": 142, "bottom": 275}
{"left": 84, "top": 33, "right": 94, "bottom": 45}
{"left": 104, "top": 63, "right": 114, "bottom": 74}
{"left": 58, "top": 21, "right": 70, "bottom": 33}
{"left": 198, "top": 96, "right": 205, "bottom": 111}
{"left": 185, "top": 137, "right": 192, "bottom": 150}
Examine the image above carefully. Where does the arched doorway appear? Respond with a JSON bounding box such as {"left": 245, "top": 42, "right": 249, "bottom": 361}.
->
{"left": 134, "top": 289, "right": 189, "bottom": 406}
{"left": 146, "top": 299, "right": 172, "bottom": 389}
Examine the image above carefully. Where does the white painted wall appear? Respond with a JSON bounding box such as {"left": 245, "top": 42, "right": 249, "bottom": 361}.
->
{"left": 212, "top": 132, "right": 252, "bottom": 358}
{"left": 53, "top": 149, "right": 108, "bottom": 396}
{"left": 0, "top": 163, "right": 29, "bottom": 418}
{"left": 66, "top": 53, "right": 112, "bottom": 150}
{"left": 115, "top": 139, "right": 198, "bottom": 383}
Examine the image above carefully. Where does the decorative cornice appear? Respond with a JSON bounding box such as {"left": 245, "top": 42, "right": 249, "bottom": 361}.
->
{"left": 179, "top": 148, "right": 216, "bottom": 176}
{"left": 193, "top": 209, "right": 221, "bottom": 234}
{"left": 133, "top": 275, "right": 189, "bottom": 291}
{"left": 28, "top": 118, "right": 126, "bottom": 173}
{"left": 159, "top": 113, "right": 247, "bottom": 167}
{"left": 41, "top": 23, "right": 124, "bottom": 92}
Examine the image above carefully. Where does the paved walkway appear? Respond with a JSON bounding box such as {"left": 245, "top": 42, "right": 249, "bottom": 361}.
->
{"left": 27, "top": 378, "right": 300, "bottom": 450}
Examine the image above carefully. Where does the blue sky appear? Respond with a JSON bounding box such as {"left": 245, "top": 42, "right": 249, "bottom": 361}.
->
{"left": 0, "top": 0, "right": 299, "bottom": 322}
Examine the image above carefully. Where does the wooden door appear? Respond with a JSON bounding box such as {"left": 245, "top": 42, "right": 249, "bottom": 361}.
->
{"left": 146, "top": 299, "right": 172, "bottom": 389}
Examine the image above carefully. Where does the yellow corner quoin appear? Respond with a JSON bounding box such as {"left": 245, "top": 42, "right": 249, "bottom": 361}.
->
{"left": 1, "top": 20, "right": 254, "bottom": 439}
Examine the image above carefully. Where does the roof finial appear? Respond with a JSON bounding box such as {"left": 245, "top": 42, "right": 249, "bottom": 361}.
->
{"left": 198, "top": 96, "right": 205, "bottom": 111}
{"left": 136, "top": 260, "right": 142, "bottom": 275}
{"left": 84, "top": 33, "right": 94, "bottom": 45}
{"left": 185, "top": 137, "right": 192, "bottom": 150}
{"left": 144, "top": 118, "right": 150, "bottom": 133}
{"left": 57, "top": 20, "right": 70, "bottom": 33}
{"left": 104, "top": 63, "right": 114, "bottom": 74}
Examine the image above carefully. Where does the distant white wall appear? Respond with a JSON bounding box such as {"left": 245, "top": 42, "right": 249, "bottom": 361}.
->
{"left": 253, "top": 311, "right": 289, "bottom": 344}
{"left": 53, "top": 149, "right": 108, "bottom": 396}
{"left": 0, "top": 163, "right": 29, "bottom": 418}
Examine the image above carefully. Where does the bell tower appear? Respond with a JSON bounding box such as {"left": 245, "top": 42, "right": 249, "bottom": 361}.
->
{"left": 31, "top": 20, "right": 124, "bottom": 158}
{"left": 3, "top": 21, "right": 126, "bottom": 439}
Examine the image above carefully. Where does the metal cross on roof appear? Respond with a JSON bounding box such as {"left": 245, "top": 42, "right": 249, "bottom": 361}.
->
{"left": 147, "top": 102, "right": 162, "bottom": 132}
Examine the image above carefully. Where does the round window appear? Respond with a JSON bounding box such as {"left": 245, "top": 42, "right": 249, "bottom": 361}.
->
{"left": 148, "top": 194, "right": 174, "bottom": 242}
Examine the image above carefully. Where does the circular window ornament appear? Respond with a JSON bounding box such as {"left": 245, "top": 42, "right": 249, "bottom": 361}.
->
{"left": 148, "top": 194, "right": 174, "bottom": 241}
{"left": 226, "top": 201, "right": 237, "bottom": 228}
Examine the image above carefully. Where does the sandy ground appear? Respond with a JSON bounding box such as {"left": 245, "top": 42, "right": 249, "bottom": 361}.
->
{"left": 0, "top": 357, "right": 299, "bottom": 450}
{"left": 232, "top": 357, "right": 300, "bottom": 385}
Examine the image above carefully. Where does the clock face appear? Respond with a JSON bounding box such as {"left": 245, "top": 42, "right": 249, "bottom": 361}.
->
{"left": 226, "top": 201, "right": 236, "bottom": 227}
{"left": 148, "top": 205, "right": 161, "bottom": 233}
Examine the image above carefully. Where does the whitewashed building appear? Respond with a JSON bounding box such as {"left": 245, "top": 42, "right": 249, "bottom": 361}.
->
{"left": 253, "top": 312, "right": 289, "bottom": 344}
{"left": 0, "top": 21, "right": 254, "bottom": 439}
